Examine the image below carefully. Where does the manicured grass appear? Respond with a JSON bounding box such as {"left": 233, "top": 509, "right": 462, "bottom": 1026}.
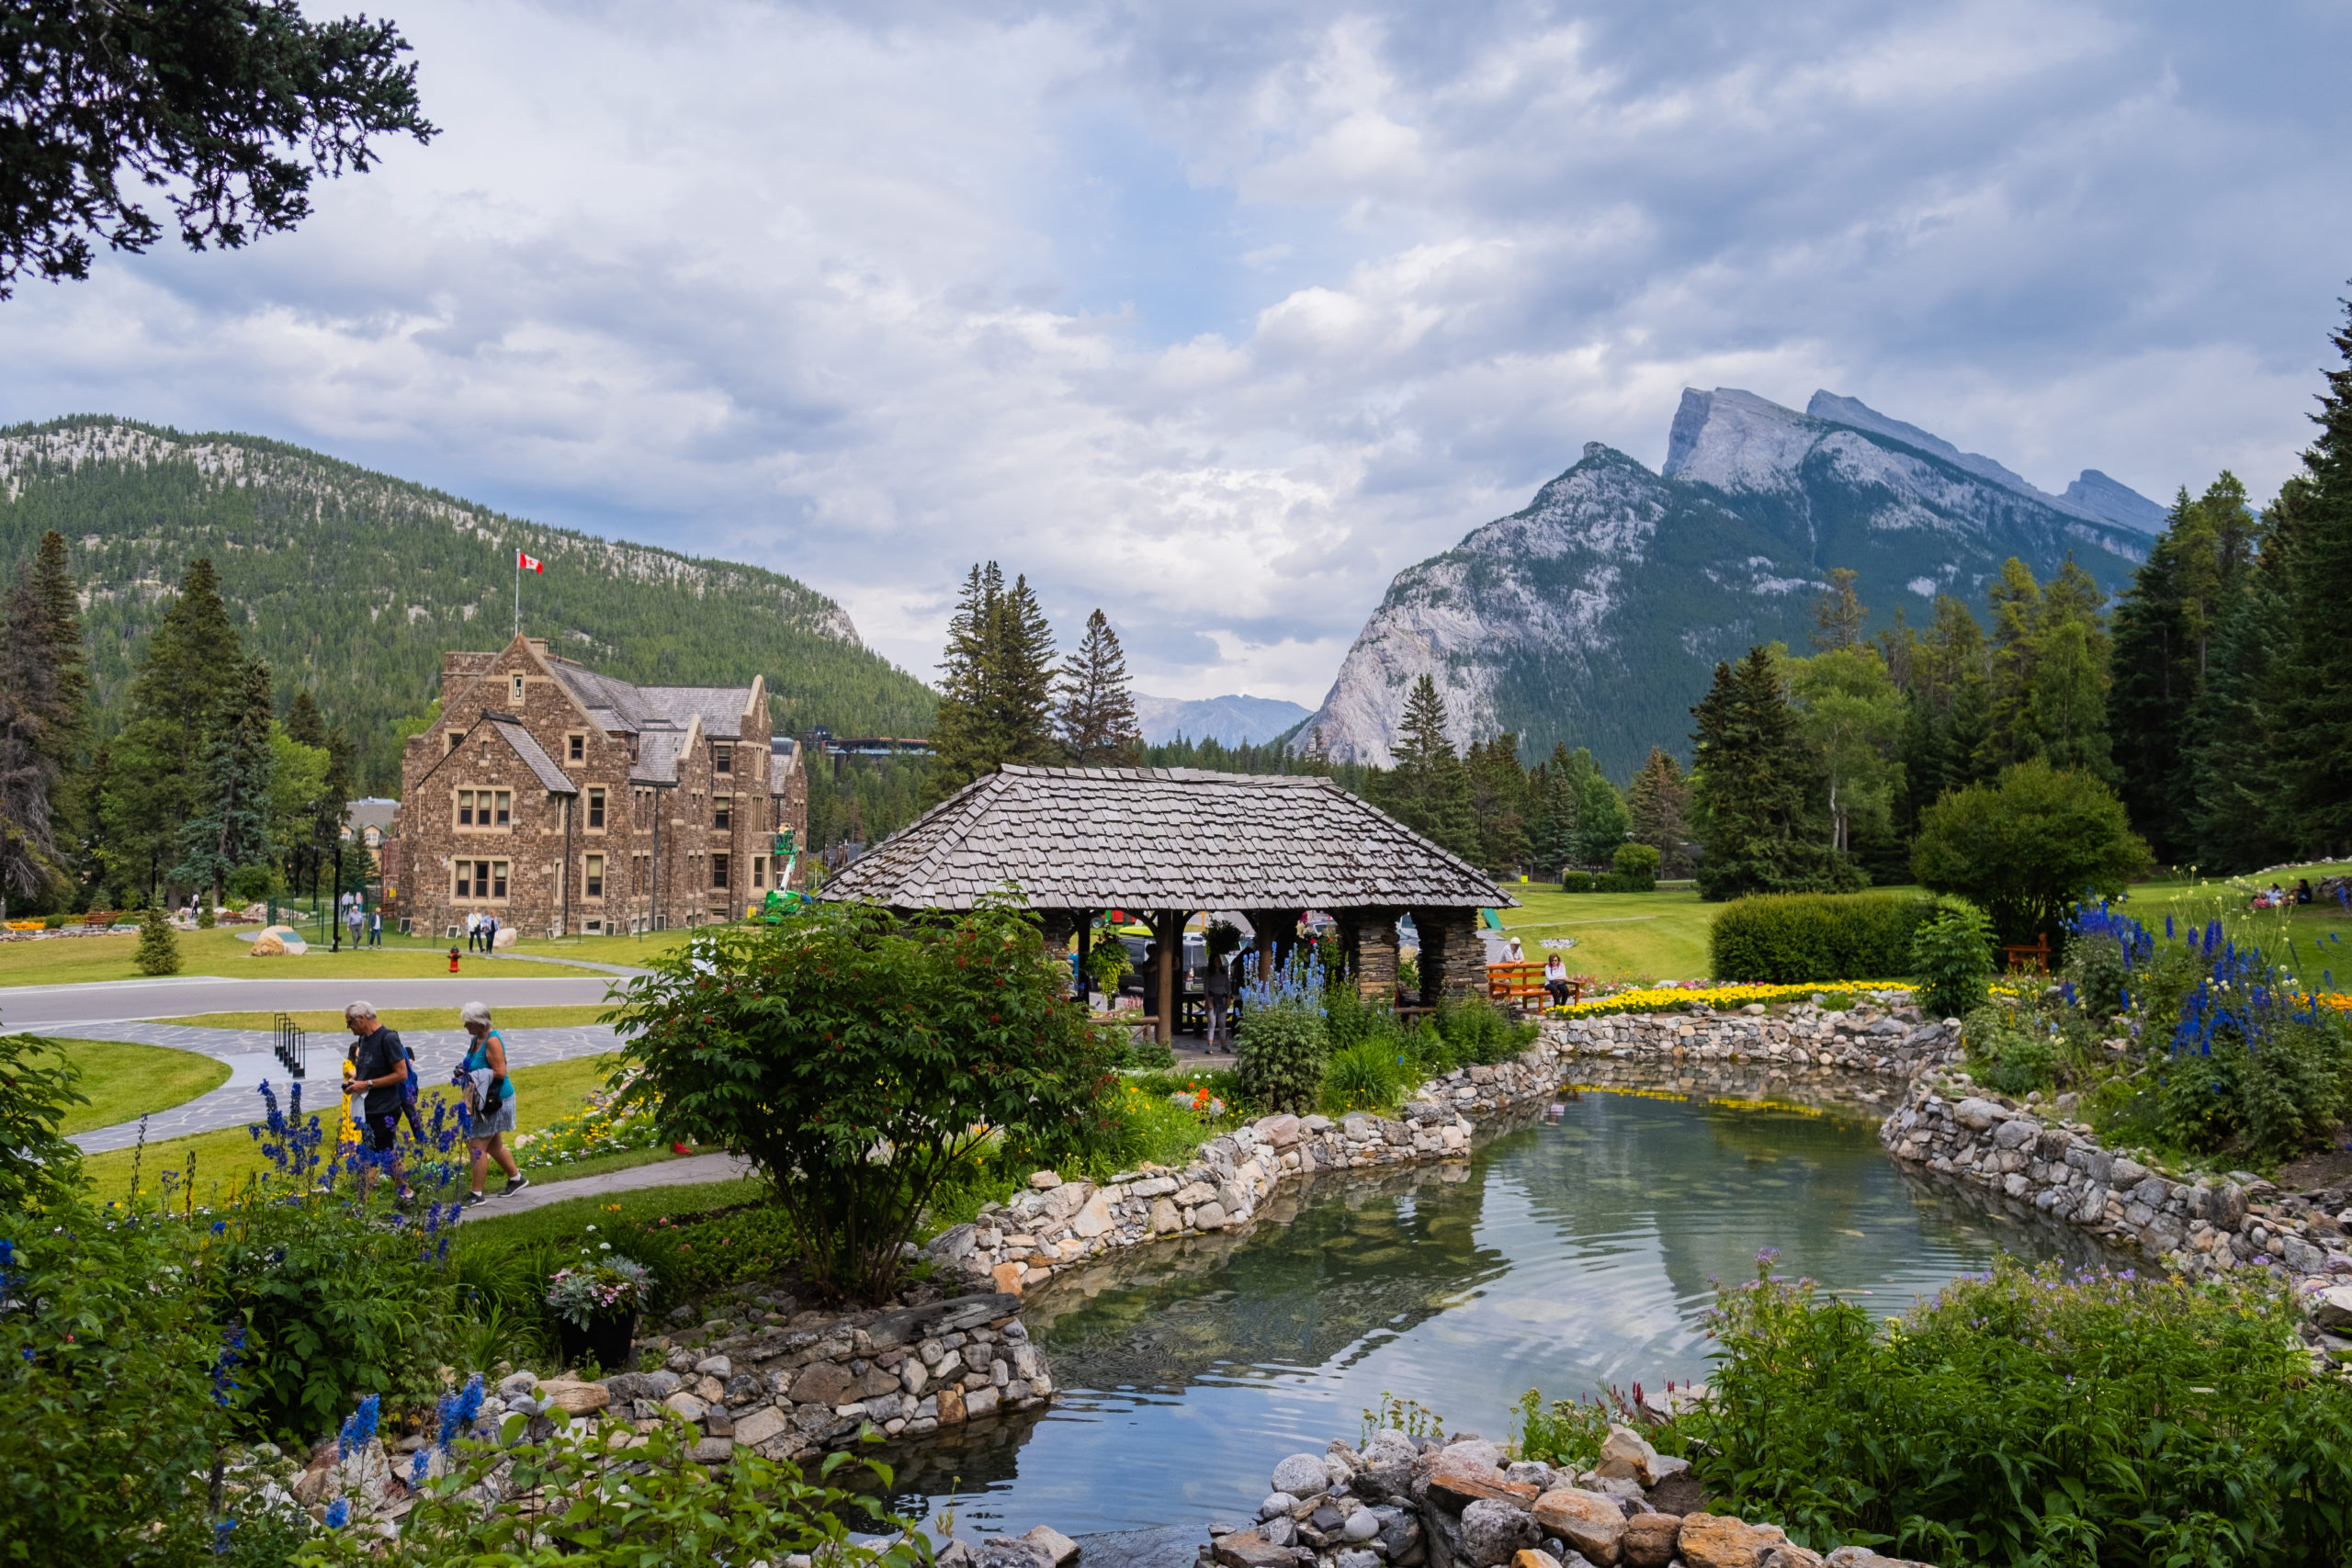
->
{"left": 40, "top": 1037, "right": 230, "bottom": 1135}
{"left": 0, "top": 928, "right": 611, "bottom": 987}
{"left": 2116, "top": 866, "right": 2352, "bottom": 993}
{"left": 1495, "top": 885, "right": 1717, "bottom": 982}
{"left": 455, "top": 1176, "right": 765, "bottom": 1250}
{"left": 77, "top": 1052, "right": 635, "bottom": 1198}
{"left": 153, "top": 1005, "right": 616, "bottom": 1031}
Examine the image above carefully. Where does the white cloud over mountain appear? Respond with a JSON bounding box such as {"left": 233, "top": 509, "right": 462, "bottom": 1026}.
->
{"left": 1, "top": 0, "right": 2343, "bottom": 705}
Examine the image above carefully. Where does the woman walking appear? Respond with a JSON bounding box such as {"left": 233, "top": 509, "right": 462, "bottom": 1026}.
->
{"left": 456, "top": 1001, "right": 530, "bottom": 1206}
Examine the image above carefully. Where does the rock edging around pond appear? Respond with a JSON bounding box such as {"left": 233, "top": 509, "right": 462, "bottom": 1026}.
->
{"left": 1881, "top": 1070, "right": 2352, "bottom": 1366}
{"left": 923, "top": 1055, "right": 1570, "bottom": 1296}
{"left": 1544, "top": 999, "right": 1962, "bottom": 1078}
{"left": 1207, "top": 1427, "right": 1932, "bottom": 1568}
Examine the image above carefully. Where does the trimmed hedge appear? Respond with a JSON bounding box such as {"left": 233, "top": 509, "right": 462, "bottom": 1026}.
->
{"left": 1709, "top": 893, "right": 1937, "bottom": 984}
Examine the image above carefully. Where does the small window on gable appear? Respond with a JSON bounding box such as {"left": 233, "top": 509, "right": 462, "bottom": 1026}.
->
{"left": 512, "top": 674, "right": 526, "bottom": 705}
{"left": 448, "top": 732, "right": 462, "bottom": 753}
{"left": 569, "top": 734, "right": 584, "bottom": 762}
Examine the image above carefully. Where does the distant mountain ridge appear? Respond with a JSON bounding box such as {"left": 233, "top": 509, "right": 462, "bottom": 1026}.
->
{"left": 1132, "top": 692, "right": 1312, "bottom": 746}
{"left": 1297, "top": 388, "right": 2159, "bottom": 777}
{"left": 0, "top": 416, "right": 936, "bottom": 790}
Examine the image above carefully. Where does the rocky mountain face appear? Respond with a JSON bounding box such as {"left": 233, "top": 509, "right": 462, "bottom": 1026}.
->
{"left": 0, "top": 416, "right": 934, "bottom": 787}
{"left": 1296, "top": 389, "right": 2158, "bottom": 776}
{"left": 1132, "top": 692, "right": 1311, "bottom": 746}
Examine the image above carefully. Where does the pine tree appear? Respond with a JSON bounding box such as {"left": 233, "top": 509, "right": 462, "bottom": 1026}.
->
{"left": 1689, "top": 648, "right": 1829, "bottom": 900}
{"left": 1383, "top": 675, "right": 1476, "bottom": 859}
{"left": 2184, "top": 506, "right": 2296, "bottom": 871}
{"left": 1465, "top": 733, "right": 1531, "bottom": 873}
{"left": 135, "top": 903, "right": 181, "bottom": 975}
{"left": 928, "top": 563, "right": 1058, "bottom": 796}
{"left": 1530, "top": 743, "right": 1581, "bottom": 874}
{"left": 0, "top": 573, "right": 65, "bottom": 917}
{"left": 1980, "top": 558, "right": 2044, "bottom": 773}
{"left": 170, "top": 657, "right": 276, "bottom": 909}
{"left": 102, "top": 558, "right": 244, "bottom": 900}
{"left": 1625, "top": 746, "right": 1690, "bottom": 875}
{"left": 24, "top": 532, "right": 89, "bottom": 866}
{"left": 1057, "top": 609, "right": 1141, "bottom": 765}
{"left": 2277, "top": 298, "right": 2352, "bottom": 852}
{"left": 1810, "top": 567, "right": 1866, "bottom": 651}
{"left": 285, "top": 688, "right": 329, "bottom": 750}
{"left": 2108, "top": 496, "right": 2193, "bottom": 860}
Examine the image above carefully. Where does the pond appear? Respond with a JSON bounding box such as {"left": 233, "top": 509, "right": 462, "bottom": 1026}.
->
{"left": 881, "top": 1068, "right": 2104, "bottom": 1541}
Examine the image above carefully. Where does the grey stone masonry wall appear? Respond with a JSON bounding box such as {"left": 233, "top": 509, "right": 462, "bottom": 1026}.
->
{"left": 579, "top": 1291, "right": 1052, "bottom": 1465}
{"left": 1881, "top": 1069, "right": 2352, "bottom": 1288}
{"left": 925, "top": 1054, "right": 1568, "bottom": 1297}
{"left": 1543, "top": 998, "right": 1964, "bottom": 1077}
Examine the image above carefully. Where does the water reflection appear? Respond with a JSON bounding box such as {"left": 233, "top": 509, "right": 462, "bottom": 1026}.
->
{"left": 880, "top": 1073, "right": 2107, "bottom": 1539}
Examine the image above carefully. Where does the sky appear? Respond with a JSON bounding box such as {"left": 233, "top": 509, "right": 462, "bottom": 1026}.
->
{"left": 4, "top": 0, "right": 2348, "bottom": 706}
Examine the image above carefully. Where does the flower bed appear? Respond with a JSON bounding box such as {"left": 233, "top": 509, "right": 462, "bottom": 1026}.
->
{"left": 1551, "top": 981, "right": 1914, "bottom": 1021}
{"left": 511, "top": 1088, "right": 663, "bottom": 1170}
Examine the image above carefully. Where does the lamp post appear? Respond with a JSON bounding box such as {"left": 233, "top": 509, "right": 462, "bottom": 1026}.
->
{"left": 329, "top": 843, "right": 344, "bottom": 953}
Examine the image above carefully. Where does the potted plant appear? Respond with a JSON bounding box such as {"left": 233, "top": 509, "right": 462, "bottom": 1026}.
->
{"left": 546, "top": 1249, "right": 652, "bottom": 1373}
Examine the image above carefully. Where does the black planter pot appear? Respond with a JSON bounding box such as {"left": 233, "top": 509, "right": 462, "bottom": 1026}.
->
{"left": 556, "top": 1310, "right": 639, "bottom": 1374}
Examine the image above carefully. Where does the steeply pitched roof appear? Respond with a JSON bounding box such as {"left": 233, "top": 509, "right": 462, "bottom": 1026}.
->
{"left": 632, "top": 728, "right": 688, "bottom": 786}
{"left": 541, "top": 655, "right": 752, "bottom": 739}
{"left": 817, "top": 765, "right": 1513, "bottom": 912}
{"left": 491, "top": 720, "right": 579, "bottom": 794}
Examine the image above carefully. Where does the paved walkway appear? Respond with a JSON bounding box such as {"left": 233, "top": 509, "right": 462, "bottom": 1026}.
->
{"left": 459, "top": 1151, "right": 754, "bottom": 1218}
{"left": 67, "top": 1021, "right": 630, "bottom": 1152}
{"left": 3, "top": 973, "right": 630, "bottom": 1031}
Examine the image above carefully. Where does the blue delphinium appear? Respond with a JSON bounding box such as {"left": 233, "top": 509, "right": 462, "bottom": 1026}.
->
{"left": 323, "top": 1498, "right": 349, "bottom": 1529}
{"left": 211, "top": 1322, "right": 245, "bottom": 1407}
{"left": 338, "top": 1392, "right": 380, "bottom": 1461}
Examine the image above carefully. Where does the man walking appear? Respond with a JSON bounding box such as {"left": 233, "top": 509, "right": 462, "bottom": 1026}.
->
{"left": 368, "top": 907, "right": 383, "bottom": 946}
{"left": 343, "top": 1000, "right": 415, "bottom": 1202}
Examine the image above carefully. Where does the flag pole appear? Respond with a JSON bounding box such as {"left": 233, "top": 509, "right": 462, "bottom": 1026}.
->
{"left": 514, "top": 547, "right": 521, "bottom": 639}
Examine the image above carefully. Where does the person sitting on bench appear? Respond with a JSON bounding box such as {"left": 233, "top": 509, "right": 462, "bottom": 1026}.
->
{"left": 1544, "top": 952, "right": 1571, "bottom": 1007}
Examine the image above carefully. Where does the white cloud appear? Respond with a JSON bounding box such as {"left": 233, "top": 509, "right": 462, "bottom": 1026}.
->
{"left": 0, "top": 0, "right": 2346, "bottom": 710}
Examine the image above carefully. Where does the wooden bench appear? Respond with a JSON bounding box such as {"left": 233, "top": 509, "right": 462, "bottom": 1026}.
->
{"left": 2003, "top": 934, "right": 2052, "bottom": 975}
{"left": 1487, "top": 962, "right": 1583, "bottom": 1013}
{"left": 83, "top": 909, "right": 118, "bottom": 929}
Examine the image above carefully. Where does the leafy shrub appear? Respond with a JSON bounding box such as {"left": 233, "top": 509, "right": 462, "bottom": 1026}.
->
{"left": 1428, "top": 997, "right": 1537, "bottom": 1066}
{"left": 1683, "top": 1254, "right": 2352, "bottom": 1564}
{"left": 1962, "top": 1005, "right": 2058, "bottom": 1097}
{"left": 1710, "top": 893, "right": 1935, "bottom": 983}
{"left": 294, "top": 1409, "right": 929, "bottom": 1568}
{"left": 1320, "top": 1038, "right": 1408, "bottom": 1114}
{"left": 2061, "top": 899, "right": 2154, "bottom": 1021}
{"left": 2146, "top": 923, "right": 2352, "bottom": 1161}
{"left": 608, "top": 897, "right": 1118, "bottom": 1302}
{"left": 1908, "top": 897, "right": 1995, "bottom": 1021}
{"left": 1113, "top": 1028, "right": 1176, "bottom": 1072}
{"left": 135, "top": 904, "right": 180, "bottom": 975}
{"left": 1911, "top": 759, "right": 2153, "bottom": 949}
{"left": 1237, "top": 1000, "right": 1327, "bottom": 1114}
{"left": 0, "top": 1032, "right": 84, "bottom": 1212}
{"left": 0, "top": 1193, "right": 237, "bottom": 1566}
{"left": 1559, "top": 869, "right": 1594, "bottom": 892}
{"left": 1600, "top": 842, "right": 1660, "bottom": 893}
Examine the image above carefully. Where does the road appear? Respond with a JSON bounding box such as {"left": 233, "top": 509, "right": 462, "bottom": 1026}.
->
{"left": 2, "top": 974, "right": 627, "bottom": 1032}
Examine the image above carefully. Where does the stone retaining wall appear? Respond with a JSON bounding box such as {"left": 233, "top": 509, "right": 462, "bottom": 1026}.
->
{"left": 922, "top": 1055, "right": 1570, "bottom": 1296}
{"left": 1543, "top": 1000, "right": 1962, "bottom": 1078}
{"left": 1880, "top": 1071, "right": 2352, "bottom": 1285}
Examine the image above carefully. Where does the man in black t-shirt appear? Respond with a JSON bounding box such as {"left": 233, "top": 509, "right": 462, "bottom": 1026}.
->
{"left": 344, "top": 1000, "right": 415, "bottom": 1201}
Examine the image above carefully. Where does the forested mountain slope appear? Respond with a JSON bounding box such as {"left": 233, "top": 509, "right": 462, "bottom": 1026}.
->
{"left": 1297, "top": 389, "right": 2156, "bottom": 777}
{"left": 0, "top": 417, "right": 935, "bottom": 790}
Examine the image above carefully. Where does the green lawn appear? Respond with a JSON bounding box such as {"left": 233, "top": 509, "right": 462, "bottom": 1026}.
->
{"left": 1493, "top": 884, "right": 1719, "bottom": 982}
{"left": 154, "top": 1004, "right": 616, "bottom": 1031}
{"left": 41, "top": 1037, "right": 231, "bottom": 1135}
{"left": 456, "top": 1176, "right": 765, "bottom": 1251}
{"left": 0, "top": 927, "right": 614, "bottom": 987}
{"left": 2111, "top": 865, "right": 2352, "bottom": 993}
{"left": 76, "top": 1051, "right": 647, "bottom": 1200}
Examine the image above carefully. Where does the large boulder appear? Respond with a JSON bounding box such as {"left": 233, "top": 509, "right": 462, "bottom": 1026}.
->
{"left": 1678, "top": 1515, "right": 1801, "bottom": 1568}
{"left": 1272, "top": 1453, "right": 1331, "bottom": 1499}
{"left": 1622, "top": 1514, "right": 1681, "bottom": 1568}
{"left": 1532, "top": 1490, "right": 1624, "bottom": 1565}
{"left": 1428, "top": 1450, "right": 1540, "bottom": 1511}
{"left": 2309, "top": 1284, "right": 2352, "bottom": 1331}
{"left": 1592, "top": 1425, "right": 1661, "bottom": 1486}
{"left": 1213, "top": 1532, "right": 1295, "bottom": 1568}
{"left": 1459, "top": 1497, "right": 1542, "bottom": 1567}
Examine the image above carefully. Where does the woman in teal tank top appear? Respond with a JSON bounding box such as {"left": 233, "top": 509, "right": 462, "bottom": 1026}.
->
{"left": 458, "top": 1001, "right": 528, "bottom": 1205}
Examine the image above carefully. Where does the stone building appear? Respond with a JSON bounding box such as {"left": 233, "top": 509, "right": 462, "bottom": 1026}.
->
{"left": 390, "top": 635, "right": 806, "bottom": 938}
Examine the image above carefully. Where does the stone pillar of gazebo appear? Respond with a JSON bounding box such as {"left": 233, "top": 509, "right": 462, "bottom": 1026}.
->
{"left": 1413, "top": 908, "right": 1485, "bottom": 1004}
{"left": 1340, "top": 908, "right": 1400, "bottom": 1005}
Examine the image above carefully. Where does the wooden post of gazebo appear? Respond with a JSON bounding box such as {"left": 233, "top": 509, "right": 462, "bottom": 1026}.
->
{"left": 1155, "top": 908, "right": 1180, "bottom": 1043}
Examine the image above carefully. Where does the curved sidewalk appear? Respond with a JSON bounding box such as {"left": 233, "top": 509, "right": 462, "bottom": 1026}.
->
{"left": 67, "top": 1021, "right": 631, "bottom": 1152}
{"left": 3, "top": 973, "right": 632, "bottom": 1032}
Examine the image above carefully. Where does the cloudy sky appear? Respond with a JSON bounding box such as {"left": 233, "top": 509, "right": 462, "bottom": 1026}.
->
{"left": 4, "top": 0, "right": 2347, "bottom": 705}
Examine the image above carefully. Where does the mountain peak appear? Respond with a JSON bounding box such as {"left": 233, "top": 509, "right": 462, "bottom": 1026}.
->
{"left": 1660, "top": 387, "right": 1816, "bottom": 491}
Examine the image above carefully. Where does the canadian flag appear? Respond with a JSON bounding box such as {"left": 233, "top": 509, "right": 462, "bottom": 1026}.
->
{"left": 517, "top": 549, "right": 543, "bottom": 572}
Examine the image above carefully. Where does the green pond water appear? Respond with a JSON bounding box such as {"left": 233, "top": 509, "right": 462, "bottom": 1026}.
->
{"left": 884, "top": 1074, "right": 2103, "bottom": 1540}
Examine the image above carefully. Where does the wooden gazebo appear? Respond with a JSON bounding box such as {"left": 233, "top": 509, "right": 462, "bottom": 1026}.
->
{"left": 815, "top": 765, "right": 1516, "bottom": 1042}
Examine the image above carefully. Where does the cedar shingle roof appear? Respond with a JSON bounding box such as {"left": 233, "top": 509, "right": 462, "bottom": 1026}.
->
{"left": 817, "top": 765, "right": 1514, "bottom": 912}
